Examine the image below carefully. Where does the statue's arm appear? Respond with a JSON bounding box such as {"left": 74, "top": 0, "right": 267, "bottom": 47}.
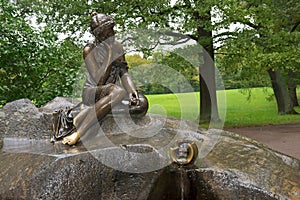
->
{"left": 83, "top": 44, "right": 112, "bottom": 86}
{"left": 83, "top": 46, "right": 100, "bottom": 83}
{"left": 119, "top": 54, "right": 138, "bottom": 99}
{"left": 122, "top": 73, "right": 137, "bottom": 96}
{"left": 113, "top": 42, "right": 138, "bottom": 98}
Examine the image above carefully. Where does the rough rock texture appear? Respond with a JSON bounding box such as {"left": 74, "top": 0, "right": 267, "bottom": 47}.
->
{"left": 0, "top": 97, "right": 81, "bottom": 141}
{"left": 0, "top": 99, "right": 51, "bottom": 140}
{"left": 0, "top": 98, "right": 299, "bottom": 200}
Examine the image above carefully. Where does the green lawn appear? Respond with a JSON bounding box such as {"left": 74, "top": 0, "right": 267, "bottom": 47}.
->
{"left": 146, "top": 87, "right": 300, "bottom": 128}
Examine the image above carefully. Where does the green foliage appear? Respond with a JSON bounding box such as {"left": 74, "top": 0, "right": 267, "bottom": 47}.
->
{"left": 17, "top": 0, "right": 300, "bottom": 86}
{"left": 126, "top": 53, "right": 200, "bottom": 94}
{"left": 216, "top": 51, "right": 271, "bottom": 89}
{"left": 159, "top": 52, "right": 200, "bottom": 91}
{"left": 215, "top": 0, "right": 300, "bottom": 89}
{"left": 21, "top": 0, "right": 217, "bottom": 46}
{"left": 15, "top": 0, "right": 221, "bottom": 120}
{"left": 0, "top": 1, "right": 82, "bottom": 107}
{"left": 3, "top": 0, "right": 298, "bottom": 113}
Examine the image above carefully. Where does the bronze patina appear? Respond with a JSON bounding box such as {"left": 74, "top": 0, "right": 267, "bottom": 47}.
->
{"left": 61, "top": 12, "right": 148, "bottom": 145}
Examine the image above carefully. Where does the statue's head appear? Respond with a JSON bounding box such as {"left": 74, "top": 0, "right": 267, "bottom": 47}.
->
{"left": 90, "top": 12, "right": 115, "bottom": 42}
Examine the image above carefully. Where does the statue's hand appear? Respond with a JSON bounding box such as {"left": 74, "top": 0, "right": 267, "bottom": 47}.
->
{"left": 129, "top": 91, "right": 140, "bottom": 106}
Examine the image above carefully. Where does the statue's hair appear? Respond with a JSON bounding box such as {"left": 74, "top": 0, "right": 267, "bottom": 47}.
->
{"left": 90, "top": 12, "right": 115, "bottom": 36}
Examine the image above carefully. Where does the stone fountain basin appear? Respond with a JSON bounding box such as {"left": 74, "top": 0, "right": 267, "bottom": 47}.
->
{"left": 0, "top": 98, "right": 299, "bottom": 199}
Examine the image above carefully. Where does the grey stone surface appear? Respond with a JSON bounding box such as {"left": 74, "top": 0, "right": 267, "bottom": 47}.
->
{"left": 0, "top": 98, "right": 299, "bottom": 199}
{"left": 0, "top": 99, "right": 51, "bottom": 140}
{"left": 0, "top": 148, "right": 159, "bottom": 200}
{"left": 0, "top": 97, "right": 81, "bottom": 140}
{"left": 39, "top": 97, "right": 81, "bottom": 113}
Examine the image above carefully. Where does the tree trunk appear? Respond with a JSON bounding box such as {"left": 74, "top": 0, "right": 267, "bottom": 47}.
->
{"left": 288, "top": 70, "right": 299, "bottom": 107}
{"left": 195, "top": 12, "right": 220, "bottom": 124}
{"left": 199, "top": 58, "right": 220, "bottom": 123}
{"left": 267, "top": 69, "right": 297, "bottom": 114}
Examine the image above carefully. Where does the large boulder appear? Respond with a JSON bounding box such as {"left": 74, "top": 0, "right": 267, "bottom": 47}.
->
{"left": 0, "top": 99, "right": 51, "bottom": 140}
{"left": 0, "top": 98, "right": 299, "bottom": 199}
{"left": 0, "top": 97, "right": 81, "bottom": 141}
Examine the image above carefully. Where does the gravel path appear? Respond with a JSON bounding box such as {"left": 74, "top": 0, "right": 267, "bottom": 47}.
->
{"left": 226, "top": 124, "right": 300, "bottom": 160}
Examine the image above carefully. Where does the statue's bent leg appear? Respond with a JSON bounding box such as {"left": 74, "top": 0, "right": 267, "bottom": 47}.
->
{"left": 62, "top": 84, "right": 126, "bottom": 145}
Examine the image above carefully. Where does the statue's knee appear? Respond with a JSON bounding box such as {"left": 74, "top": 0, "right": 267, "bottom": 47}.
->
{"left": 110, "top": 85, "right": 126, "bottom": 100}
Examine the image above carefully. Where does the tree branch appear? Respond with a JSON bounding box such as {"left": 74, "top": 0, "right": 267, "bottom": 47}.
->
{"left": 213, "top": 31, "right": 238, "bottom": 39}
{"left": 291, "top": 20, "right": 300, "bottom": 32}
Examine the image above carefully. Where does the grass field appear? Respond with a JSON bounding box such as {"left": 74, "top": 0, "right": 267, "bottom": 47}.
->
{"left": 146, "top": 87, "right": 300, "bottom": 128}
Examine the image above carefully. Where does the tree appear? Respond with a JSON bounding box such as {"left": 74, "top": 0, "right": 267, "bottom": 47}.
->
{"left": 21, "top": 0, "right": 223, "bottom": 123}
{"left": 16, "top": 0, "right": 300, "bottom": 116}
{"left": 0, "top": 1, "right": 82, "bottom": 106}
{"left": 288, "top": 70, "right": 300, "bottom": 107}
{"left": 215, "top": 0, "right": 300, "bottom": 114}
{"left": 159, "top": 52, "right": 200, "bottom": 92}
{"left": 215, "top": 48, "right": 270, "bottom": 89}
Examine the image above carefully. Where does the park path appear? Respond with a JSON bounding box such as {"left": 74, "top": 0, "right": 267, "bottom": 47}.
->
{"left": 226, "top": 124, "right": 300, "bottom": 160}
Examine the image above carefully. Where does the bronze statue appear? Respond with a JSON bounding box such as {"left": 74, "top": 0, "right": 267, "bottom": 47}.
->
{"left": 61, "top": 12, "right": 148, "bottom": 145}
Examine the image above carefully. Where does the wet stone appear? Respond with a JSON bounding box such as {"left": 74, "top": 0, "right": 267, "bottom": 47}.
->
{"left": 0, "top": 98, "right": 299, "bottom": 199}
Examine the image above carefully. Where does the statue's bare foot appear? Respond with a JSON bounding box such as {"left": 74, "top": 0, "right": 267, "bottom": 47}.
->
{"left": 62, "top": 132, "right": 80, "bottom": 145}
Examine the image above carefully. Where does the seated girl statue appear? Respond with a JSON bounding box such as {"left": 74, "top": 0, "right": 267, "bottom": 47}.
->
{"left": 61, "top": 12, "right": 148, "bottom": 145}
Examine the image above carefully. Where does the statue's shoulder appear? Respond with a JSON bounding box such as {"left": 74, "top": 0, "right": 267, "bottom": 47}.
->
{"left": 113, "top": 40, "right": 124, "bottom": 53}
{"left": 83, "top": 40, "right": 95, "bottom": 58}
{"left": 114, "top": 40, "right": 122, "bottom": 47}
